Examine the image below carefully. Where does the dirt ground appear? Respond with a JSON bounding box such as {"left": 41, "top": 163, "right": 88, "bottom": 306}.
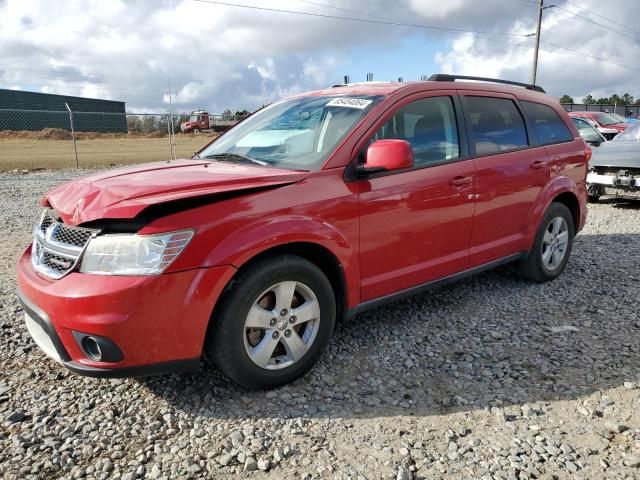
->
{"left": 0, "top": 135, "right": 217, "bottom": 170}
{"left": 0, "top": 170, "right": 639, "bottom": 479}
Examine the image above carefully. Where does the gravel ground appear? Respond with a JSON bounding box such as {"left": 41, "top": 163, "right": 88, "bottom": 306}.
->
{"left": 0, "top": 169, "right": 639, "bottom": 480}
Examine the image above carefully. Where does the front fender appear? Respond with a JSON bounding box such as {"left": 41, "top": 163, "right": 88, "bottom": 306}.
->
{"left": 203, "top": 215, "right": 360, "bottom": 309}
{"left": 523, "top": 176, "right": 585, "bottom": 250}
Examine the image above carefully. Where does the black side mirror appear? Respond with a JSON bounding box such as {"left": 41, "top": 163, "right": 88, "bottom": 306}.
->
{"left": 587, "top": 140, "right": 602, "bottom": 147}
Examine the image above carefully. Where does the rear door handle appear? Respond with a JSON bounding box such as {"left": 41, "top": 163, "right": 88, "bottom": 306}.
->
{"left": 450, "top": 175, "right": 473, "bottom": 187}
{"left": 530, "top": 160, "right": 549, "bottom": 170}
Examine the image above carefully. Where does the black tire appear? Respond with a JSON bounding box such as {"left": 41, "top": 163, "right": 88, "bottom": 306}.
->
{"left": 519, "top": 202, "right": 575, "bottom": 282}
{"left": 192, "top": 128, "right": 200, "bottom": 134}
{"left": 587, "top": 184, "right": 601, "bottom": 203}
{"left": 206, "top": 255, "right": 336, "bottom": 389}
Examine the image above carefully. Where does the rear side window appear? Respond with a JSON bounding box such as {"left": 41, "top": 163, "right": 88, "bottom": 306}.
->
{"left": 372, "top": 96, "right": 460, "bottom": 167}
{"left": 466, "top": 96, "right": 528, "bottom": 155}
{"left": 522, "top": 101, "right": 573, "bottom": 145}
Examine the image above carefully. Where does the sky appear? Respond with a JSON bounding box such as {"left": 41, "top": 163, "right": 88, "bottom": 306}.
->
{"left": 1, "top": 0, "right": 639, "bottom": 113}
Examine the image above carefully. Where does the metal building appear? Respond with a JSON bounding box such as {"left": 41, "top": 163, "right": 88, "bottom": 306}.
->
{"left": 0, "top": 89, "right": 127, "bottom": 133}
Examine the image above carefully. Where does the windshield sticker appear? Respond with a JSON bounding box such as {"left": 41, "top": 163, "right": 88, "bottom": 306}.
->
{"left": 326, "top": 98, "right": 373, "bottom": 109}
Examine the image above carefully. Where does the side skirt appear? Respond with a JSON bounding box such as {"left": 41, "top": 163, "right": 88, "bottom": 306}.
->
{"left": 346, "top": 253, "right": 526, "bottom": 319}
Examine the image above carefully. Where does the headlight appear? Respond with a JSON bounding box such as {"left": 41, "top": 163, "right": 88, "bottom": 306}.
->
{"left": 79, "top": 230, "right": 194, "bottom": 275}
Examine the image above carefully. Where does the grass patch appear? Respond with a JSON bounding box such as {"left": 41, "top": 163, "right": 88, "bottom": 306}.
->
{"left": 0, "top": 135, "right": 218, "bottom": 170}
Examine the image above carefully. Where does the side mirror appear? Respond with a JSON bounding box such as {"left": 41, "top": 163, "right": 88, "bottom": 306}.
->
{"left": 357, "top": 139, "right": 414, "bottom": 175}
{"left": 587, "top": 140, "right": 602, "bottom": 147}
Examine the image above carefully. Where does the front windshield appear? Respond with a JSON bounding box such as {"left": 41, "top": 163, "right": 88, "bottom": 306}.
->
{"left": 197, "top": 95, "right": 382, "bottom": 171}
{"left": 594, "top": 112, "right": 621, "bottom": 126}
{"left": 189, "top": 114, "right": 199, "bottom": 122}
{"left": 613, "top": 124, "right": 640, "bottom": 142}
{"left": 572, "top": 118, "right": 603, "bottom": 143}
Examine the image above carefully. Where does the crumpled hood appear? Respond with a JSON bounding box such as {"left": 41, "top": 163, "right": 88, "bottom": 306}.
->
{"left": 590, "top": 141, "right": 640, "bottom": 169}
{"left": 42, "top": 159, "right": 308, "bottom": 225}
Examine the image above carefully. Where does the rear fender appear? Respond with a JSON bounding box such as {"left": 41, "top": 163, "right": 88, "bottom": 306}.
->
{"left": 523, "top": 176, "right": 584, "bottom": 251}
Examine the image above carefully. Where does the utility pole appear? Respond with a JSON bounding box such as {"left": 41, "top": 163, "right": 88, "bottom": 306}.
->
{"left": 531, "top": 0, "right": 543, "bottom": 85}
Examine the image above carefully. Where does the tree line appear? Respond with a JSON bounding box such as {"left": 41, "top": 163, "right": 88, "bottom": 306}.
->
{"left": 559, "top": 93, "right": 640, "bottom": 105}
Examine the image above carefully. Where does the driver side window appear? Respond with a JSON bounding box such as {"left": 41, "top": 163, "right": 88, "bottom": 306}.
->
{"left": 372, "top": 96, "right": 460, "bottom": 167}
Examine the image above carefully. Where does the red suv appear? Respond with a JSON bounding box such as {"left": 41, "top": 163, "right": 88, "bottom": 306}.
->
{"left": 17, "top": 74, "right": 589, "bottom": 389}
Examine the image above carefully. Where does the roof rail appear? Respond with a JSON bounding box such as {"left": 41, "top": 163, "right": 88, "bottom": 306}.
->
{"left": 427, "top": 74, "right": 546, "bottom": 93}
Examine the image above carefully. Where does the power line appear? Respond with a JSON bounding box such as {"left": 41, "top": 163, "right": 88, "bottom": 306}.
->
{"left": 560, "top": 0, "right": 640, "bottom": 36}
{"left": 540, "top": 40, "right": 640, "bottom": 73}
{"left": 293, "top": 0, "right": 389, "bottom": 21}
{"left": 552, "top": 4, "right": 639, "bottom": 42}
{"left": 192, "top": 0, "right": 531, "bottom": 37}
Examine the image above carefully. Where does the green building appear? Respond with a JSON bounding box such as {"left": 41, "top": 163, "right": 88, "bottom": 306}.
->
{"left": 0, "top": 89, "right": 127, "bottom": 133}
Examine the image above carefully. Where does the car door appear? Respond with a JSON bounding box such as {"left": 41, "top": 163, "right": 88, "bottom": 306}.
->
{"left": 356, "top": 92, "right": 477, "bottom": 302}
{"left": 460, "top": 93, "right": 551, "bottom": 267}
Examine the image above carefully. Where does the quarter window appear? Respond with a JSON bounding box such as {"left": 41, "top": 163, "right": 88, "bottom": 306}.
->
{"left": 372, "top": 97, "right": 460, "bottom": 167}
{"left": 466, "top": 96, "right": 528, "bottom": 155}
{"left": 522, "top": 101, "right": 573, "bottom": 145}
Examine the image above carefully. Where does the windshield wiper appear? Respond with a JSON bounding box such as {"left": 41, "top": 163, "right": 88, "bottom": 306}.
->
{"left": 200, "top": 153, "right": 268, "bottom": 166}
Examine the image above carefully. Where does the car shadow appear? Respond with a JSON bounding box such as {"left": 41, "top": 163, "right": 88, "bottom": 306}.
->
{"left": 140, "top": 232, "right": 640, "bottom": 420}
{"left": 597, "top": 197, "right": 640, "bottom": 209}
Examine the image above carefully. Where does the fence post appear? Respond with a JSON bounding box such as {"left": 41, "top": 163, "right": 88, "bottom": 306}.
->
{"left": 65, "top": 103, "right": 79, "bottom": 168}
{"left": 167, "top": 79, "right": 176, "bottom": 161}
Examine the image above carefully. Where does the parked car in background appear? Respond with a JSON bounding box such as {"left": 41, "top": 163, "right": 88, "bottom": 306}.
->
{"left": 587, "top": 123, "right": 640, "bottom": 201}
{"left": 17, "top": 74, "right": 589, "bottom": 389}
{"left": 610, "top": 112, "right": 640, "bottom": 125}
{"left": 568, "top": 111, "right": 628, "bottom": 140}
{"left": 572, "top": 117, "right": 607, "bottom": 146}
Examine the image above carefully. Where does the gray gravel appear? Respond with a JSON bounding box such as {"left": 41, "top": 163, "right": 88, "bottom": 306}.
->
{"left": 1, "top": 169, "right": 639, "bottom": 480}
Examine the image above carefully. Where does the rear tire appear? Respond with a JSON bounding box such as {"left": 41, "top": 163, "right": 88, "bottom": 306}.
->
{"left": 206, "top": 255, "right": 336, "bottom": 389}
{"left": 519, "top": 202, "right": 575, "bottom": 282}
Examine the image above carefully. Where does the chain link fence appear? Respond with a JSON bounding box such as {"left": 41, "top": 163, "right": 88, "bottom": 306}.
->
{"left": 0, "top": 109, "right": 247, "bottom": 170}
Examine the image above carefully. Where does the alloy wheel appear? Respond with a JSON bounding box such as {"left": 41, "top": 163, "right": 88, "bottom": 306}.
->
{"left": 541, "top": 216, "right": 569, "bottom": 271}
{"left": 243, "top": 281, "right": 320, "bottom": 370}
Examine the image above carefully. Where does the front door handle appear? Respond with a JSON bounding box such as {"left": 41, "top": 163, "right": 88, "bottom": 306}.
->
{"left": 450, "top": 176, "right": 473, "bottom": 187}
{"left": 530, "top": 160, "right": 549, "bottom": 170}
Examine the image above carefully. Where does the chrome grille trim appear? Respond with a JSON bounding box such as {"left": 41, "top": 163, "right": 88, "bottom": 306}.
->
{"left": 31, "top": 211, "right": 100, "bottom": 279}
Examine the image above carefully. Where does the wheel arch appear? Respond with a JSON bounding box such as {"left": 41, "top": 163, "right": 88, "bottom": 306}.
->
{"left": 552, "top": 191, "right": 580, "bottom": 234}
{"left": 523, "top": 177, "right": 585, "bottom": 251}
{"left": 238, "top": 242, "right": 348, "bottom": 322}
{"left": 206, "top": 240, "right": 351, "bottom": 352}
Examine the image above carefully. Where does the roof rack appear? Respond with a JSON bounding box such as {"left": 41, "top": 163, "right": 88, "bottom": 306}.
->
{"left": 427, "top": 74, "right": 546, "bottom": 93}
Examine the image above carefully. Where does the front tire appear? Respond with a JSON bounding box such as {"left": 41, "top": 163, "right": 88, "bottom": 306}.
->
{"left": 207, "top": 255, "right": 336, "bottom": 389}
{"left": 519, "top": 202, "right": 575, "bottom": 282}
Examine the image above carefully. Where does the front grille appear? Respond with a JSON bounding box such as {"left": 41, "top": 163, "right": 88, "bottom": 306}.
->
{"left": 50, "top": 222, "right": 96, "bottom": 247}
{"left": 31, "top": 210, "right": 100, "bottom": 279}
{"left": 39, "top": 214, "right": 54, "bottom": 234}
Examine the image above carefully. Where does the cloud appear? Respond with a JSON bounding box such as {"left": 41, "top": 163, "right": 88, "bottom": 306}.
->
{"left": 0, "top": 0, "right": 638, "bottom": 112}
{"left": 429, "top": 0, "right": 640, "bottom": 100}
